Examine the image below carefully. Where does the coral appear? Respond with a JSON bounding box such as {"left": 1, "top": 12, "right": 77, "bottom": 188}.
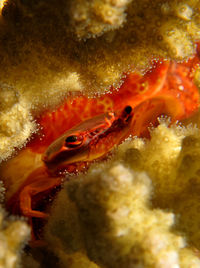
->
{"left": 43, "top": 188, "right": 100, "bottom": 268}
{"left": 68, "top": 0, "right": 132, "bottom": 39}
{"left": 0, "top": 0, "right": 199, "bottom": 161}
{"left": 0, "top": 0, "right": 199, "bottom": 98}
{"left": 194, "top": 65, "right": 200, "bottom": 89}
{"left": 120, "top": 120, "right": 200, "bottom": 200}
{"left": 0, "top": 203, "right": 30, "bottom": 268}
{"left": 45, "top": 141, "right": 200, "bottom": 267}
{"left": 0, "top": 0, "right": 4, "bottom": 10}
{"left": 117, "top": 120, "right": 200, "bottom": 250}
{"left": 0, "top": 181, "right": 30, "bottom": 267}
{"left": 169, "top": 133, "right": 200, "bottom": 249}
{"left": 124, "top": 119, "right": 199, "bottom": 198}
{"left": 0, "top": 0, "right": 200, "bottom": 266}
{"left": 0, "top": 85, "right": 36, "bottom": 162}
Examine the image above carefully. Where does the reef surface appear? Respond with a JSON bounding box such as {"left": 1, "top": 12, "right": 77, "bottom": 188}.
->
{"left": 0, "top": 0, "right": 200, "bottom": 162}
{"left": 0, "top": 0, "right": 200, "bottom": 267}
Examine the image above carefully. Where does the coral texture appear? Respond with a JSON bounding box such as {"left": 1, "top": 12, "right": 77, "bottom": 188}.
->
{"left": 0, "top": 203, "right": 30, "bottom": 268}
{"left": 0, "top": 86, "right": 36, "bottom": 162}
{"left": 0, "top": 0, "right": 199, "bottom": 94}
{"left": 0, "top": 0, "right": 200, "bottom": 266}
{"left": 45, "top": 121, "right": 200, "bottom": 267}
{"left": 0, "top": 0, "right": 4, "bottom": 10}
{"left": 68, "top": 0, "right": 132, "bottom": 39}
{"left": 0, "top": 0, "right": 199, "bottom": 162}
{"left": 118, "top": 120, "right": 200, "bottom": 250}
{"left": 0, "top": 181, "right": 29, "bottom": 268}
{"left": 1, "top": 0, "right": 199, "bottom": 96}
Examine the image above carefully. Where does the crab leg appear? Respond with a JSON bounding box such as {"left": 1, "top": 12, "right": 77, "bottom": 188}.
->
{"left": 19, "top": 176, "right": 61, "bottom": 218}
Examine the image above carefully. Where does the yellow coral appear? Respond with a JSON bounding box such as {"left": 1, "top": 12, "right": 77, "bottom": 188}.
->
{"left": 123, "top": 118, "right": 199, "bottom": 199}
{"left": 0, "top": 0, "right": 199, "bottom": 96}
{"left": 0, "top": 0, "right": 5, "bottom": 9}
{"left": 45, "top": 151, "right": 200, "bottom": 267}
{"left": 0, "top": 0, "right": 200, "bottom": 266}
{"left": 44, "top": 189, "right": 100, "bottom": 268}
{"left": 0, "top": 0, "right": 199, "bottom": 160}
{"left": 194, "top": 66, "right": 200, "bottom": 89}
{"left": 118, "top": 120, "right": 200, "bottom": 250}
{"left": 0, "top": 205, "right": 30, "bottom": 268}
{"left": 0, "top": 86, "right": 36, "bottom": 162}
{"left": 68, "top": 0, "right": 131, "bottom": 39}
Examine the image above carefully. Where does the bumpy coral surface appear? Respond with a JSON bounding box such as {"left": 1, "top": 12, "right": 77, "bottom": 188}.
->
{"left": 0, "top": 1, "right": 200, "bottom": 267}
{"left": 45, "top": 130, "right": 200, "bottom": 267}
{"left": 118, "top": 120, "right": 200, "bottom": 251}
{"left": 0, "top": 85, "right": 36, "bottom": 162}
{"left": 0, "top": 203, "right": 30, "bottom": 268}
{"left": 0, "top": 1, "right": 199, "bottom": 162}
{"left": 68, "top": 0, "right": 132, "bottom": 39}
{"left": 0, "top": 1, "right": 4, "bottom": 10}
{"left": 2, "top": 0, "right": 200, "bottom": 97}
{"left": 0, "top": 0, "right": 199, "bottom": 96}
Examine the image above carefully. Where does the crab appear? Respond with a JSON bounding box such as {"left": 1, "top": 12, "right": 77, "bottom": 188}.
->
{"left": 0, "top": 47, "right": 199, "bottom": 239}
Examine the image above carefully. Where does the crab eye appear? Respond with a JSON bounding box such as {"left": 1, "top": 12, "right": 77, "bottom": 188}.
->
{"left": 122, "top": 105, "right": 133, "bottom": 122}
{"left": 124, "top": 105, "right": 132, "bottom": 114}
{"left": 65, "top": 135, "right": 83, "bottom": 148}
{"left": 65, "top": 135, "right": 78, "bottom": 143}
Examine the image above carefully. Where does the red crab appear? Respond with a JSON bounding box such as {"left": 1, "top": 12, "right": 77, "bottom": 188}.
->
{"left": 0, "top": 46, "right": 199, "bottom": 238}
